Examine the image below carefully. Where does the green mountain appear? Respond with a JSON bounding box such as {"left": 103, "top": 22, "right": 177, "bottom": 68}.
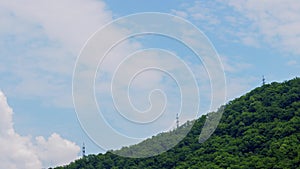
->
{"left": 55, "top": 77, "right": 300, "bottom": 169}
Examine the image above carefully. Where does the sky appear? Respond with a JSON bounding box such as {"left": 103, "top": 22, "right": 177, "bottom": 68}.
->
{"left": 0, "top": 0, "right": 299, "bottom": 168}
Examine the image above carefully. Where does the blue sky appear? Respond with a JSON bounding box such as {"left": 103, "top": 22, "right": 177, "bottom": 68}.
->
{"left": 0, "top": 0, "right": 300, "bottom": 168}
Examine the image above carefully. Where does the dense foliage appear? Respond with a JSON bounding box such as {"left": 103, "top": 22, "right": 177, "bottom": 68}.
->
{"left": 55, "top": 77, "right": 300, "bottom": 169}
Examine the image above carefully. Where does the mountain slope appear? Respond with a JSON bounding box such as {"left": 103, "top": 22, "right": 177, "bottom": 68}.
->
{"left": 55, "top": 77, "right": 300, "bottom": 169}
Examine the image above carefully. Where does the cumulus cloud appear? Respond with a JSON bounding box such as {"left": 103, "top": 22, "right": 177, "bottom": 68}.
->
{"left": 0, "top": 90, "right": 80, "bottom": 169}
{"left": 0, "top": 0, "right": 112, "bottom": 107}
{"left": 0, "top": 0, "right": 111, "bottom": 53}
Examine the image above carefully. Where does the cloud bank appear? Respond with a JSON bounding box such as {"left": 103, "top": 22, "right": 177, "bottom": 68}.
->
{"left": 0, "top": 0, "right": 112, "bottom": 108}
{"left": 0, "top": 90, "right": 80, "bottom": 169}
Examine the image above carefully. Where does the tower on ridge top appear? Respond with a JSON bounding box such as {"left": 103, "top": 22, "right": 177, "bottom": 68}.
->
{"left": 82, "top": 142, "right": 86, "bottom": 157}
{"left": 262, "top": 75, "right": 266, "bottom": 86}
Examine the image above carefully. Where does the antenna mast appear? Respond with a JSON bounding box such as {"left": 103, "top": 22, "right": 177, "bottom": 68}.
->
{"left": 82, "top": 142, "right": 86, "bottom": 157}
{"left": 176, "top": 113, "right": 179, "bottom": 128}
{"left": 262, "top": 75, "right": 266, "bottom": 86}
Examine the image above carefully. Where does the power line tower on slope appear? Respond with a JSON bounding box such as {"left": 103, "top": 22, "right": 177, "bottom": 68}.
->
{"left": 262, "top": 75, "right": 266, "bottom": 86}
{"left": 176, "top": 113, "right": 179, "bottom": 128}
{"left": 82, "top": 142, "right": 86, "bottom": 157}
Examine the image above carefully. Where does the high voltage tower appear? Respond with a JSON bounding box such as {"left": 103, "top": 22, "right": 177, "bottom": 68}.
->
{"left": 82, "top": 142, "right": 86, "bottom": 157}
{"left": 262, "top": 75, "right": 266, "bottom": 85}
{"left": 176, "top": 113, "right": 179, "bottom": 128}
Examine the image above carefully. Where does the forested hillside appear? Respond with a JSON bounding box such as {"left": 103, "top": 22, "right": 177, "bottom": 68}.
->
{"left": 55, "top": 77, "right": 300, "bottom": 169}
{"left": 112, "top": 120, "right": 195, "bottom": 158}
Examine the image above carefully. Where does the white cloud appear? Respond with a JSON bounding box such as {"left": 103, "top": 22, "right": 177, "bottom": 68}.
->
{"left": 0, "top": 0, "right": 113, "bottom": 107}
{"left": 174, "top": 0, "right": 300, "bottom": 55}
{"left": 35, "top": 133, "right": 80, "bottom": 168}
{"left": 221, "top": 55, "right": 252, "bottom": 73}
{"left": 227, "top": 0, "right": 300, "bottom": 55}
{"left": 286, "top": 60, "right": 298, "bottom": 66}
{"left": 0, "top": 90, "right": 80, "bottom": 169}
{"left": 170, "top": 9, "right": 188, "bottom": 18}
{"left": 0, "top": 0, "right": 111, "bottom": 52}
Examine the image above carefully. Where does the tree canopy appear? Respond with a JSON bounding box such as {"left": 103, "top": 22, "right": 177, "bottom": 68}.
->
{"left": 55, "top": 77, "right": 300, "bottom": 169}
